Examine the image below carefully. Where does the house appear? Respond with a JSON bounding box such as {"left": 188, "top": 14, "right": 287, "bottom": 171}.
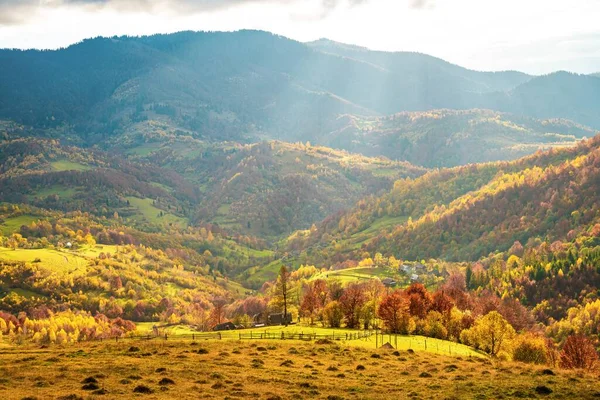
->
{"left": 381, "top": 277, "right": 397, "bottom": 287}
{"left": 252, "top": 312, "right": 268, "bottom": 326}
{"left": 400, "top": 264, "right": 412, "bottom": 274}
{"left": 213, "top": 322, "right": 236, "bottom": 331}
{"left": 414, "top": 263, "right": 426, "bottom": 271}
{"left": 410, "top": 274, "right": 419, "bottom": 282}
{"left": 267, "top": 313, "right": 292, "bottom": 326}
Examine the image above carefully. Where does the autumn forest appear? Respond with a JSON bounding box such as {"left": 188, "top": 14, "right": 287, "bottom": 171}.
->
{"left": 1, "top": 29, "right": 600, "bottom": 399}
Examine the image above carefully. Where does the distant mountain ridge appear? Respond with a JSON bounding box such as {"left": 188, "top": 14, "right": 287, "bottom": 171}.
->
{"left": 2, "top": 29, "right": 599, "bottom": 151}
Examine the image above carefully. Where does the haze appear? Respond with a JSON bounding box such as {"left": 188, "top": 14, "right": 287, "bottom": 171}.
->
{"left": 0, "top": 0, "right": 599, "bottom": 74}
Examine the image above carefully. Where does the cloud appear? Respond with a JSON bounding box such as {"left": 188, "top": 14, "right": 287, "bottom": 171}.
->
{"left": 0, "top": 0, "right": 264, "bottom": 25}
{"left": 0, "top": 0, "right": 370, "bottom": 25}
{"left": 409, "top": 0, "right": 434, "bottom": 9}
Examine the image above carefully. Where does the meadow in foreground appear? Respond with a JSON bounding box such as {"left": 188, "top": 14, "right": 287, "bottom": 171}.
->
{"left": 1, "top": 339, "right": 599, "bottom": 400}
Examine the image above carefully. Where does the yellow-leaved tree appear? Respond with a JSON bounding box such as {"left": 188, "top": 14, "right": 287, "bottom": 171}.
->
{"left": 460, "top": 311, "right": 515, "bottom": 356}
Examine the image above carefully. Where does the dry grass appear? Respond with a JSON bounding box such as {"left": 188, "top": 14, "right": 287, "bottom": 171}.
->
{"left": 0, "top": 340, "right": 599, "bottom": 399}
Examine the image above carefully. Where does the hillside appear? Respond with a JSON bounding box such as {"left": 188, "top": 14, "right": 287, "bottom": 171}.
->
{"left": 0, "top": 131, "right": 424, "bottom": 238}
{"left": 322, "top": 109, "right": 593, "bottom": 167}
{"left": 288, "top": 135, "right": 600, "bottom": 263}
{"left": 118, "top": 134, "right": 425, "bottom": 236}
{"left": 491, "top": 71, "right": 600, "bottom": 129}
{"left": 2, "top": 30, "right": 600, "bottom": 152}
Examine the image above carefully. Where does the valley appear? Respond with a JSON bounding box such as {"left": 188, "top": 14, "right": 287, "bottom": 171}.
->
{"left": 1, "top": 28, "right": 600, "bottom": 400}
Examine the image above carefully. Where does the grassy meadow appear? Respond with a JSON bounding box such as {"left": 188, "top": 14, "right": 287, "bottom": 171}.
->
{"left": 0, "top": 247, "right": 88, "bottom": 275}
{"left": 125, "top": 197, "right": 188, "bottom": 228}
{"left": 0, "top": 338, "right": 598, "bottom": 399}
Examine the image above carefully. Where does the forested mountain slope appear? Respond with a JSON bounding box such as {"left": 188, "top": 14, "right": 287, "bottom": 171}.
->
{"left": 288, "top": 135, "right": 600, "bottom": 264}
{"left": 2, "top": 30, "right": 600, "bottom": 152}
{"left": 0, "top": 126, "right": 424, "bottom": 238}
{"left": 118, "top": 135, "right": 425, "bottom": 236}
{"left": 322, "top": 109, "right": 593, "bottom": 167}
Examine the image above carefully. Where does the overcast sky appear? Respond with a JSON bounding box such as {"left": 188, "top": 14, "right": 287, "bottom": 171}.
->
{"left": 0, "top": 0, "right": 599, "bottom": 75}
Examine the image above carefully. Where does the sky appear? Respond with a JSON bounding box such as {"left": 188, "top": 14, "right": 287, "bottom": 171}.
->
{"left": 0, "top": 0, "right": 599, "bottom": 75}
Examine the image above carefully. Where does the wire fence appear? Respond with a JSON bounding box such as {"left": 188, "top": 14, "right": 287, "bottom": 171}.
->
{"left": 116, "top": 330, "right": 375, "bottom": 342}
{"left": 94, "top": 329, "right": 482, "bottom": 358}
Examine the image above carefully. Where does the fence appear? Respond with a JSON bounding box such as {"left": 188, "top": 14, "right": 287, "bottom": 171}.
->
{"left": 102, "top": 330, "right": 482, "bottom": 357}
{"left": 117, "top": 330, "right": 374, "bottom": 342}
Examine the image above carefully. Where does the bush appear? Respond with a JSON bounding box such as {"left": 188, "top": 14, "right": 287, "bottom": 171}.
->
{"left": 512, "top": 335, "right": 547, "bottom": 364}
{"left": 559, "top": 335, "right": 598, "bottom": 370}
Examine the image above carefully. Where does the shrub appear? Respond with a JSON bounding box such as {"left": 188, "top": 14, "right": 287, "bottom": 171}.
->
{"left": 559, "top": 335, "right": 598, "bottom": 370}
{"left": 512, "top": 335, "right": 547, "bottom": 364}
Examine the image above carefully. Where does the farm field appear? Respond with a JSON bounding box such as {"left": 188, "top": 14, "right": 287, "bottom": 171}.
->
{"left": 311, "top": 267, "right": 395, "bottom": 284}
{"left": 0, "top": 339, "right": 597, "bottom": 400}
{"left": 134, "top": 324, "right": 486, "bottom": 358}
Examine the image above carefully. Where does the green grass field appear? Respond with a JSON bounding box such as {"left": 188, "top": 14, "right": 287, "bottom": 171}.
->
{"left": 335, "top": 216, "right": 408, "bottom": 251}
{"left": 50, "top": 160, "right": 92, "bottom": 172}
{"left": 75, "top": 244, "right": 119, "bottom": 258}
{"left": 0, "top": 215, "right": 39, "bottom": 235}
{"left": 133, "top": 324, "right": 483, "bottom": 358}
{"left": 241, "top": 259, "right": 284, "bottom": 288}
{"left": 311, "top": 266, "right": 395, "bottom": 284}
{"left": 126, "top": 197, "right": 188, "bottom": 228}
{"left": 0, "top": 247, "right": 88, "bottom": 274}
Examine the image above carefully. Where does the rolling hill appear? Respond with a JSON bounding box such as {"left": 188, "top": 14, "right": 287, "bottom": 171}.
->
{"left": 0, "top": 129, "right": 425, "bottom": 238}
{"left": 321, "top": 109, "right": 594, "bottom": 167}
{"left": 288, "top": 134, "right": 600, "bottom": 264}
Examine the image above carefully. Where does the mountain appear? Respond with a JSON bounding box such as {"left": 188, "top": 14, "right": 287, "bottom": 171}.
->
{"left": 319, "top": 109, "right": 594, "bottom": 167}
{"left": 307, "top": 39, "right": 532, "bottom": 93}
{"left": 288, "top": 134, "right": 600, "bottom": 265}
{"left": 3, "top": 30, "right": 599, "bottom": 151}
{"left": 489, "top": 71, "right": 600, "bottom": 129}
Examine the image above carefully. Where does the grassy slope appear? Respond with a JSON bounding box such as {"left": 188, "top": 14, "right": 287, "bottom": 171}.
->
{"left": 50, "top": 160, "right": 92, "bottom": 172}
{"left": 125, "top": 196, "right": 188, "bottom": 228}
{"left": 0, "top": 247, "right": 88, "bottom": 275}
{"left": 136, "top": 324, "right": 481, "bottom": 357}
{"left": 0, "top": 215, "right": 39, "bottom": 235}
{"left": 311, "top": 267, "right": 394, "bottom": 284}
{"left": 0, "top": 339, "right": 595, "bottom": 399}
